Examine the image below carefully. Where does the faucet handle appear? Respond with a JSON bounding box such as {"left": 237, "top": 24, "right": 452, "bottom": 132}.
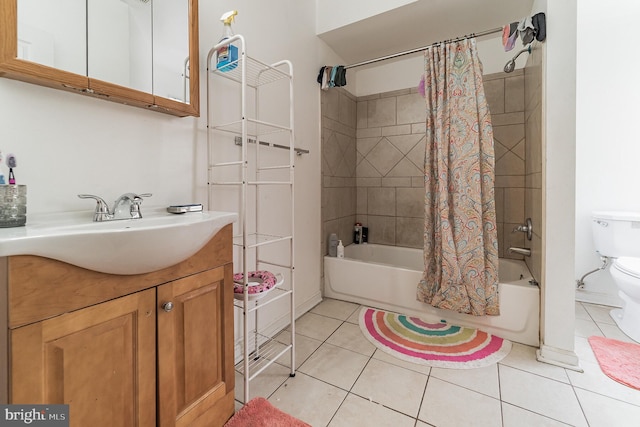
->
{"left": 130, "top": 193, "right": 152, "bottom": 218}
{"left": 78, "top": 194, "right": 112, "bottom": 221}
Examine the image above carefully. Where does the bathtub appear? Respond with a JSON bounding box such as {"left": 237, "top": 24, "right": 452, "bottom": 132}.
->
{"left": 324, "top": 244, "right": 539, "bottom": 346}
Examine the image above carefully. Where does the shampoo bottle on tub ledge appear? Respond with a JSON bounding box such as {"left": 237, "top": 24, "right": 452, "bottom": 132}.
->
{"left": 337, "top": 240, "right": 344, "bottom": 259}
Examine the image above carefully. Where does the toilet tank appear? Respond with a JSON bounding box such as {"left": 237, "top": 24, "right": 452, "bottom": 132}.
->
{"left": 592, "top": 211, "right": 640, "bottom": 258}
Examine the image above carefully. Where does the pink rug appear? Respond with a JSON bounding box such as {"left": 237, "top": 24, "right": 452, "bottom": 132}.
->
{"left": 589, "top": 336, "right": 640, "bottom": 390}
{"left": 225, "top": 397, "right": 310, "bottom": 427}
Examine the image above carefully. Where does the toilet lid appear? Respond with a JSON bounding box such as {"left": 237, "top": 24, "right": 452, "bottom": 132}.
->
{"left": 614, "top": 257, "right": 640, "bottom": 279}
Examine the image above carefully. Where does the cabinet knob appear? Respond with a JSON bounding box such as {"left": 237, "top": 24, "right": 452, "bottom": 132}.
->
{"left": 162, "top": 302, "right": 174, "bottom": 312}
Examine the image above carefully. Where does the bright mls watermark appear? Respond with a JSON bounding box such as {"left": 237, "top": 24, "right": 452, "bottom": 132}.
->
{"left": 0, "top": 405, "right": 68, "bottom": 426}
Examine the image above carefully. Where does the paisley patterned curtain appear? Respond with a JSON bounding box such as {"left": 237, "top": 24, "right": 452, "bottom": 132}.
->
{"left": 416, "top": 38, "right": 500, "bottom": 316}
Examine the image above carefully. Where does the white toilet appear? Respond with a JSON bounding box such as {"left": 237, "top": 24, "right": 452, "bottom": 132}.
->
{"left": 592, "top": 211, "right": 640, "bottom": 342}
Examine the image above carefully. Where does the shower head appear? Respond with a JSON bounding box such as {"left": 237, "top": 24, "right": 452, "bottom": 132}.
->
{"left": 504, "top": 45, "right": 532, "bottom": 73}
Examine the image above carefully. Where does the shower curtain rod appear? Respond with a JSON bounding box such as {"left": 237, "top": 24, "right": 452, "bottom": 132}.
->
{"left": 344, "top": 26, "right": 502, "bottom": 69}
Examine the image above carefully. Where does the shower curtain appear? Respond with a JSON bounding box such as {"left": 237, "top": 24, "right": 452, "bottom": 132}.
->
{"left": 416, "top": 38, "right": 500, "bottom": 316}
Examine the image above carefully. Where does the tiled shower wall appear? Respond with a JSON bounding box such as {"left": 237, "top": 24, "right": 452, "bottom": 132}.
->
{"left": 483, "top": 69, "right": 528, "bottom": 260}
{"left": 321, "top": 69, "right": 534, "bottom": 264}
{"left": 321, "top": 88, "right": 357, "bottom": 255}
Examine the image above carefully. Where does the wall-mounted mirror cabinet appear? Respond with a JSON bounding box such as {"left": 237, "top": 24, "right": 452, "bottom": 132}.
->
{"left": 0, "top": 0, "right": 199, "bottom": 117}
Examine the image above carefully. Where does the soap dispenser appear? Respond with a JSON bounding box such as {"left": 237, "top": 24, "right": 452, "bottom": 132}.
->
{"left": 337, "top": 240, "right": 344, "bottom": 259}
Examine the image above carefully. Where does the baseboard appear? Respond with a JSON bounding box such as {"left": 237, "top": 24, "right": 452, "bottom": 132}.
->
{"left": 576, "top": 288, "right": 622, "bottom": 307}
{"left": 536, "top": 343, "right": 583, "bottom": 372}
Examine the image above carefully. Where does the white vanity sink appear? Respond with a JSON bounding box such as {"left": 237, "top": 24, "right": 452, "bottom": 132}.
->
{"left": 0, "top": 208, "right": 237, "bottom": 275}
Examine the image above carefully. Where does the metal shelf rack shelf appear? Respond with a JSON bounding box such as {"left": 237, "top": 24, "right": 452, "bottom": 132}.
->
{"left": 206, "top": 34, "right": 296, "bottom": 405}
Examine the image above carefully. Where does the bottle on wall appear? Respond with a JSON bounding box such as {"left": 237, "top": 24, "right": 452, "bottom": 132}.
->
{"left": 328, "top": 233, "right": 338, "bottom": 257}
{"left": 337, "top": 240, "right": 344, "bottom": 259}
{"left": 354, "top": 222, "right": 362, "bottom": 244}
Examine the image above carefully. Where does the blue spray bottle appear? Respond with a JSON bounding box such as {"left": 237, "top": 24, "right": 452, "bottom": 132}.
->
{"left": 216, "top": 10, "right": 238, "bottom": 72}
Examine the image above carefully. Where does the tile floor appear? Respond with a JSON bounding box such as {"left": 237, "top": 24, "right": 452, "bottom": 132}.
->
{"left": 234, "top": 299, "right": 640, "bottom": 426}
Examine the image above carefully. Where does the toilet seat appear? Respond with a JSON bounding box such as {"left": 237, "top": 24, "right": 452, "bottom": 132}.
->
{"left": 613, "top": 257, "right": 640, "bottom": 279}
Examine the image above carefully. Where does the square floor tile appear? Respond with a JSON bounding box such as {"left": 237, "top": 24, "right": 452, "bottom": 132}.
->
{"left": 575, "top": 302, "right": 591, "bottom": 320}
{"left": 502, "top": 402, "right": 570, "bottom": 426}
{"left": 269, "top": 373, "right": 348, "bottom": 427}
{"left": 328, "top": 393, "right": 415, "bottom": 427}
{"left": 273, "top": 330, "right": 323, "bottom": 369}
{"left": 372, "top": 349, "right": 431, "bottom": 375}
{"left": 430, "top": 364, "right": 500, "bottom": 399}
{"left": 292, "top": 312, "right": 343, "bottom": 341}
{"left": 299, "top": 342, "right": 370, "bottom": 390}
{"left": 567, "top": 359, "right": 640, "bottom": 406}
{"left": 584, "top": 303, "right": 617, "bottom": 325}
{"left": 574, "top": 336, "right": 597, "bottom": 364}
{"left": 234, "top": 362, "right": 291, "bottom": 403}
{"left": 311, "top": 298, "right": 361, "bottom": 320}
{"left": 418, "top": 377, "right": 501, "bottom": 427}
{"left": 499, "top": 343, "right": 569, "bottom": 383}
{"left": 598, "top": 323, "right": 638, "bottom": 343}
{"left": 574, "top": 318, "right": 604, "bottom": 338}
{"left": 499, "top": 365, "right": 588, "bottom": 426}
{"left": 575, "top": 387, "right": 640, "bottom": 427}
{"left": 351, "top": 358, "right": 427, "bottom": 417}
{"left": 326, "top": 322, "right": 376, "bottom": 356}
{"left": 346, "top": 308, "right": 360, "bottom": 324}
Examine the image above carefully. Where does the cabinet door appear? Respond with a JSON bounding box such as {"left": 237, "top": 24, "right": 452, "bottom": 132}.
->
{"left": 158, "top": 264, "right": 234, "bottom": 427}
{"left": 10, "top": 288, "right": 156, "bottom": 427}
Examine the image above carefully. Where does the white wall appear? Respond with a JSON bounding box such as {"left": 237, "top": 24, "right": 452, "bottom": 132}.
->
{"left": 0, "top": 0, "right": 327, "bottom": 341}
{"left": 316, "top": 0, "right": 417, "bottom": 34}
{"left": 536, "top": 0, "right": 580, "bottom": 369}
{"left": 352, "top": 34, "right": 531, "bottom": 97}
{"left": 574, "top": 0, "right": 640, "bottom": 306}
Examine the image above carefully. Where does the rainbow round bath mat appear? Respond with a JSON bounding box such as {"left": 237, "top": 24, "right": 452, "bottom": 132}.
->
{"left": 359, "top": 307, "right": 512, "bottom": 369}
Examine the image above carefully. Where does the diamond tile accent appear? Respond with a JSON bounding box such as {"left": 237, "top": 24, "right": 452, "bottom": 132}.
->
{"left": 367, "top": 138, "right": 403, "bottom": 176}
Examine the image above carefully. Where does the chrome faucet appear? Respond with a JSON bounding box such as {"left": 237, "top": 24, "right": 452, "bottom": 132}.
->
{"left": 508, "top": 247, "right": 531, "bottom": 257}
{"left": 78, "top": 193, "right": 152, "bottom": 221}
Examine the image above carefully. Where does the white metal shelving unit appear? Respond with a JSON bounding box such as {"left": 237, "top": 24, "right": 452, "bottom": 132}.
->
{"left": 206, "top": 35, "right": 296, "bottom": 404}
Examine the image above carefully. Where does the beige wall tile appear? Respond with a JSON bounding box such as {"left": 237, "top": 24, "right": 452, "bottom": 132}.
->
{"left": 357, "top": 137, "right": 381, "bottom": 156}
{"left": 387, "top": 158, "right": 423, "bottom": 177}
{"left": 494, "top": 175, "right": 525, "bottom": 188}
{"left": 382, "top": 124, "right": 412, "bottom": 136}
{"left": 387, "top": 134, "right": 423, "bottom": 154}
{"left": 495, "top": 188, "right": 505, "bottom": 225}
{"left": 356, "top": 159, "right": 382, "bottom": 178}
{"left": 396, "top": 217, "right": 423, "bottom": 248}
{"left": 368, "top": 97, "right": 397, "bottom": 127}
{"left": 484, "top": 79, "right": 505, "bottom": 114}
{"left": 382, "top": 177, "right": 412, "bottom": 187}
{"left": 397, "top": 188, "right": 424, "bottom": 218}
{"left": 357, "top": 127, "right": 381, "bottom": 139}
{"left": 357, "top": 101, "right": 368, "bottom": 129}
{"left": 493, "top": 124, "right": 525, "bottom": 150}
{"left": 412, "top": 177, "right": 424, "bottom": 187}
{"left": 407, "top": 138, "right": 426, "bottom": 169}
{"left": 367, "top": 215, "right": 396, "bottom": 245}
{"left": 340, "top": 92, "right": 357, "bottom": 127}
{"left": 356, "top": 177, "right": 382, "bottom": 187}
{"left": 496, "top": 151, "right": 525, "bottom": 176}
{"left": 492, "top": 112, "right": 525, "bottom": 126}
{"left": 397, "top": 93, "right": 425, "bottom": 125}
{"left": 357, "top": 187, "right": 367, "bottom": 215}
{"left": 505, "top": 75, "right": 525, "bottom": 113}
{"left": 412, "top": 122, "right": 427, "bottom": 134}
{"left": 366, "top": 138, "right": 404, "bottom": 176}
{"left": 368, "top": 187, "right": 396, "bottom": 216}
{"left": 504, "top": 188, "right": 525, "bottom": 223}
{"left": 323, "top": 88, "right": 341, "bottom": 122}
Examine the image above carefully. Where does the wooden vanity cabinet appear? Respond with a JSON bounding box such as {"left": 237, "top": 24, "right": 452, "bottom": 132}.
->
{"left": 2, "top": 224, "right": 235, "bottom": 427}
